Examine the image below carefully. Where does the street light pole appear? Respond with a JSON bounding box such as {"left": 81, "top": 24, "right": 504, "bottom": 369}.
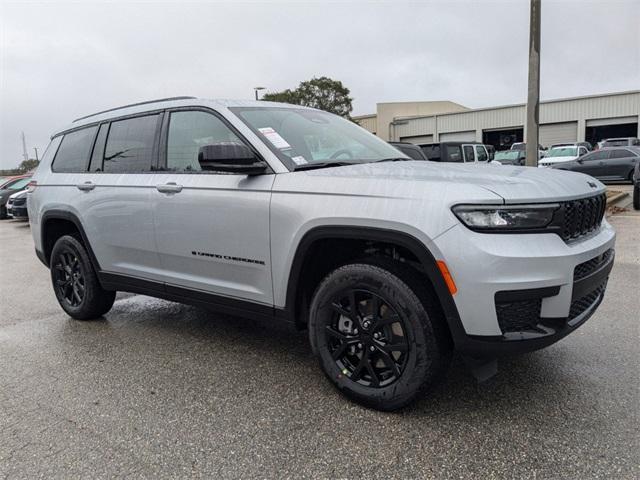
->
{"left": 254, "top": 86, "right": 266, "bottom": 101}
{"left": 34, "top": 147, "right": 39, "bottom": 161}
{"left": 525, "top": 0, "right": 541, "bottom": 167}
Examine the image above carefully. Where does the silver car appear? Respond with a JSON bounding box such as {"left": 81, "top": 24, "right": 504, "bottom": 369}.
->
{"left": 28, "top": 97, "right": 616, "bottom": 410}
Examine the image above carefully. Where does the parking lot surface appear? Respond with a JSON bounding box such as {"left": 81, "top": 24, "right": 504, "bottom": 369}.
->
{"left": 1, "top": 214, "right": 638, "bottom": 479}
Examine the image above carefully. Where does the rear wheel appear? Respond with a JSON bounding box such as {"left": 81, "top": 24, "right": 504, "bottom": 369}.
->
{"left": 50, "top": 235, "right": 115, "bottom": 320}
{"left": 309, "top": 260, "right": 451, "bottom": 411}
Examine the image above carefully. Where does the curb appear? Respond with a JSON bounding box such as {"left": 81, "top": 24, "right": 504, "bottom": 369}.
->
{"left": 606, "top": 192, "right": 629, "bottom": 207}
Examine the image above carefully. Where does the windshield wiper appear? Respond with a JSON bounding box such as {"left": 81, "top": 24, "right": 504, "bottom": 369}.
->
{"left": 293, "top": 161, "right": 357, "bottom": 171}
{"left": 373, "top": 157, "right": 413, "bottom": 163}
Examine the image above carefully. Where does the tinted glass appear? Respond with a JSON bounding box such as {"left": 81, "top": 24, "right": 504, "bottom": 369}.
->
{"left": 609, "top": 149, "right": 633, "bottom": 159}
{"left": 584, "top": 151, "right": 608, "bottom": 161}
{"left": 463, "top": 145, "right": 475, "bottom": 162}
{"left": 167, "top": 111, "right": 245, "bottom": 172}
{"left": 7, "top": 178, "right": 31, "bottom": 190}
{"left": 89, "top": 124, "right": 109, "bottom": 172}
{"left": 475, "top": 145, "right": 488, "bottom": 162}
{"left": 52, "top": 126, "right": 98, "bottom": 172}
{"left": 395, "top": 145, "right": 425, "bottom": 160}
{"left": 445, "top": 145, "right": 463, "bottom": 162}
{"left": 104, "top": 115, "right": 159, "bottom": 173}
{"left": 421, "top": 145, "right": 440, "bottom": 160}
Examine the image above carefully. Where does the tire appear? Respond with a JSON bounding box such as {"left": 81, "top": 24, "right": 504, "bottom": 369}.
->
{"left": 633, "top": 183, "right": 640, "bottom": 211}
{"left": 50, "top": 235, "right": 116, "bottom": 320}
{"left": 309, "top": 260, "right": 452, "bottom": 411}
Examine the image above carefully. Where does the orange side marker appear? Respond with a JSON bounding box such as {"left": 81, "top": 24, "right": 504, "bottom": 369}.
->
{"left": 436, "top": 260, "right": 457, "bottom": 295}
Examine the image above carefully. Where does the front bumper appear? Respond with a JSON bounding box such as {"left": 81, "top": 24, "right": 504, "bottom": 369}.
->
{"left": 10, "top": 205, "right": 28, "bottom": 219}
{"left": 434, "top": 220, "right": 616, "bottom": 357}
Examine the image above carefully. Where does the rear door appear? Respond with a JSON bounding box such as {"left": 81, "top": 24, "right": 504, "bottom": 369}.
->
{"left": 604, "top": 148, "right": 637, "bottom": 180}
{"left": 152, "top": 108, "right": 275, "bottom": 306}
{"left": 462, "top": 144, "right": 476, "bottom": 162}
{"left": 79, "top": 113, "right": 164, "bottom": 282}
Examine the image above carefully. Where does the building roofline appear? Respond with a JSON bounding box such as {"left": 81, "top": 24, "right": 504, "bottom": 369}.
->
{"left": 355, "top": 90, "right": 640, "bottom": 122}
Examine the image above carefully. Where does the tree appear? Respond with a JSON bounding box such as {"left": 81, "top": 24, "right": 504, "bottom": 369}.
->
{"left": 262, "top": 77, "right": 353, "bottom": 119}
{"left": 18, "top": 159, "right": 39, "bottom": 173}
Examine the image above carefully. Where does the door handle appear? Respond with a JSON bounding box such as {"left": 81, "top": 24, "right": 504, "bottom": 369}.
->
{"left": 77, "top": 181, "right": 96, "bottom": 191}
{"left": 156, "top": 182, "right": 183, "bottom": 194}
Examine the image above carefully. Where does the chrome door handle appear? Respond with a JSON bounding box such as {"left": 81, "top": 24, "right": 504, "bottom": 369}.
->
{"left": 156, "top": 182, "right": 183, "bottom": 194}
{"left": 77, "top": 181, "right": 96, "bottom": 191}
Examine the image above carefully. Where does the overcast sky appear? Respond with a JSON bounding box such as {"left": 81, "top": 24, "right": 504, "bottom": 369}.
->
{"left": 1, "top": 0, "right": 638, "bottom": 169}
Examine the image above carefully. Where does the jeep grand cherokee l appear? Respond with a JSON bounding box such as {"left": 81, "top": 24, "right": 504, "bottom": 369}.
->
{"left": 28, "top": 97, "right": 615, "bottom": 410}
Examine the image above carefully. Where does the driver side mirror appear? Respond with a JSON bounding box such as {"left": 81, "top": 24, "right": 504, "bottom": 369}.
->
{"left": 198, "top": 143, "right": 268, "bottom": 175}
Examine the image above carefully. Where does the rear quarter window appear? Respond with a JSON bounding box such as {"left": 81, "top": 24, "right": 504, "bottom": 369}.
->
{"left": 52, "top": 126, "right": 98, "bottom": 173}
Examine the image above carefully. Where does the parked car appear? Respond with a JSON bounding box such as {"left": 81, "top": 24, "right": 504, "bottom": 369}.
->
{"left": 389, "top": 142, "right": 428, "bottom": 160}
{"left": 493, "top": 150, "right": 526, "bottom": 166}
{"left": 6, "top": 190, "right": 29, "bottom": 220}
{"left": 420, "top": 141, "right": 490, "bottom": 163}
{"left": 551, "top": 147, "right": 639, "bottom": 182}
{"left": 550, "top": 141, "right": 593, "bottom": 151}
{"left": 538, "top": 145, "right": 589, "bottom": 167}
{"left": 633, "top": 161, "right": 639, "bottom": 210}
{"left": 510, "top": 142, "right": 544, "bottom": 151}
{"left": 0, "top": 174, "right": 31, "bottom": 190}
{"left": 601, "top": 137, "right": 640, "bottom": 148}
{"left": 29, "top": 97, "right": 615, "bottom": 411}
{"left": 0, "top": 176, "right": 32, "bottom": 218}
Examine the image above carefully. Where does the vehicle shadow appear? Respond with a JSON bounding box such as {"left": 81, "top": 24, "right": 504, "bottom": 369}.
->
{"left": 88, "top": 295, "right": 593, "bottom": 420}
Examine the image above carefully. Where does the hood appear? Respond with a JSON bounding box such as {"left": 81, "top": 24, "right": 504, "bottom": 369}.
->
{"left": 281, "top": 161, "right": 605, "bottom": 204}
{"left": 539, "top": 155, "right": 579, "bottom": 166}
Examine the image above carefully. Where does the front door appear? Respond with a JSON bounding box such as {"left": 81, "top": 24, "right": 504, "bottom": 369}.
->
{"left": 152, "top": 109, "right": 275, "bottom": 306}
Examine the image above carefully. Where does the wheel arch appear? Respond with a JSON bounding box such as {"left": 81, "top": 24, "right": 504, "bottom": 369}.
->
{"left": 40, "top": 210, "right": 102, "bottom": 274}
{"left": 284, "top": 226, "right": 466, "bottom": 343}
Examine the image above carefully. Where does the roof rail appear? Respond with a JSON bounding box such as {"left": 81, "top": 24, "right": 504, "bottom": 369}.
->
{"left": 72, "top": 96, "right": 197, "bottom": 122}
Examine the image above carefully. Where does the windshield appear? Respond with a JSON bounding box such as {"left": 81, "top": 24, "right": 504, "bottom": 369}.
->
{"left": 494, "top": 151, "right": 520, "bottom": 161}
{"left": 7, "top": 178, "right": 30, "bottom": 190}
{"left": 547, "top": 147, "right": 578, "bottom": 157}
{"left": 230, "top": 107, "right": 408, "bottom": 169}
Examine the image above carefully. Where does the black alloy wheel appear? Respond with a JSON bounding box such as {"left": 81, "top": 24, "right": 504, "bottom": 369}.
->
{"left": 53, "top": 249, "right": 86, "bottom": 307}
{"left": 326, "top": 289, "right": 409, "bottom": 388}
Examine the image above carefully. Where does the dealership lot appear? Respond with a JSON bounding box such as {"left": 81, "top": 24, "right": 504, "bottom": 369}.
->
{"left": 0, "top": 214, "right": 638, "bottom": 479}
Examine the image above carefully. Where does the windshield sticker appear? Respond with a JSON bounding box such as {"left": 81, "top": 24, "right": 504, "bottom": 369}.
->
{"left": 258, "top": 127, "right": 291, "bottom": 150}
{"left": 291, "top": 155, "right": 308, "bottom": 165}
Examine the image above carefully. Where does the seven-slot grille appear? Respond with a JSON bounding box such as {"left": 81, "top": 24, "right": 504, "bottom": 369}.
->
{"left": 560, "top": 194, "right": 606, "bottom": 241}
{"left": 11, "top": 197, "right": 26, "bottom": 207}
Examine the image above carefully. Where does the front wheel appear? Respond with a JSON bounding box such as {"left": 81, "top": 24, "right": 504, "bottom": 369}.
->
{"left": 309, "top": 261, "right": 452, "bottom": 411}
{"left": 633, "top": 182, "right": 640, "bottom": 210}
{"left": 50, "top": 235, "right": 116, "bottom": 320}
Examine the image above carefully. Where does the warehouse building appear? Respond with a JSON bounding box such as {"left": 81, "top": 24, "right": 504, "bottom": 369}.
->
{"left": 354, "top": 90, "right": 639, "bottom": 149}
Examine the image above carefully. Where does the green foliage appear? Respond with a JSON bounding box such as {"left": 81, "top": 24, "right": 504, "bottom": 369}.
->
{"left": 18, "top": 159, "right": 40, "bottom": 173}
{"left": 262, "top": 77, "right": 353, "bottom": 119}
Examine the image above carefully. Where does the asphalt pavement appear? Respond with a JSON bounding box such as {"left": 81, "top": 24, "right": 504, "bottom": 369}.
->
{"left": 1, "top": 212, "right": 638, "bottom": 479}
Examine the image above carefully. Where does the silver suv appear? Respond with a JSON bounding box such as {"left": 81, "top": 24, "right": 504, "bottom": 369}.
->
{"left": 28, "top": 97, "right": 616, "bottom": 410}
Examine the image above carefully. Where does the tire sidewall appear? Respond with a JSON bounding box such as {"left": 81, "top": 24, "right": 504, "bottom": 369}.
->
{"left": 50, "top": 235, "right": 95, "bottom": 318}
{"left": 309, "top": 263, "right": 440, "bottom": 409}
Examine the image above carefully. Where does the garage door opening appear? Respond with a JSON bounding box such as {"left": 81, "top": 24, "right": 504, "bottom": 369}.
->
{"left": 482, "top": 128, "right": 524, "bottom": 151}
{"left": 586, "top": 122, "right": 638, "bottom": 146}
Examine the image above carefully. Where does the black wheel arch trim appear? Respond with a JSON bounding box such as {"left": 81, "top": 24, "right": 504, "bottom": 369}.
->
{"left": 284, "top": 225, "right": 468, "bottom": 345}
{"left": 40, "top": 210, "right": 102, "bottom": 274}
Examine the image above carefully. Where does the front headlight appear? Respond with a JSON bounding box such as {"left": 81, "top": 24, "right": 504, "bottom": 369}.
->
{"left": 452, "top": 204, "right": 559, "bottom": 231}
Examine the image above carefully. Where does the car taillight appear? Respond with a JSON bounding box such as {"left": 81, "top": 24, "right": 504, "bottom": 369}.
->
{"left": 27, "top": 180, "right": 37, "bottom": 193}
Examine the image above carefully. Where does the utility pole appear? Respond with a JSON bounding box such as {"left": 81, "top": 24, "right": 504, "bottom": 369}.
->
{"left": 21, "top": 132, "right": 29, "bottom": 162}
{"left": 34, "top": 147, "right": 39, "bottom": 161}
{"left": 525, "top": 0, "right": 541, "bottom": 167}
{"left": 254, "top": 87, "right": 266, "bottom": 100}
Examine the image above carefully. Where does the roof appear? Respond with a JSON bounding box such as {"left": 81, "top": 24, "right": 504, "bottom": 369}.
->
{"left": 54, "top": 97, "right": 314, "bottom": 137}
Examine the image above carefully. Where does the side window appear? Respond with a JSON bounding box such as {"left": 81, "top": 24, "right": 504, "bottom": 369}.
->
{"left": 103, "top": 115, "right": 160, "bottom": 173}
{"left": 475, "top": 145, "right": 488, "bottom": 162}
{"left": 166, "top": 111, "right": 246, "bottom": 172}
{"left": 463, "top": 145, "right": 475, "bottom": 162}
{"left": 445, "top": 145, "right": 463, "bottom": 162}
{"left": 89, "top": 124, "right": 109, "bottom": 172}
{"left": 52, "top": 126, "right": 98, "bottom": 173}
{"left": 609, "top": 149, "right": 632, "bottom": 159}
{"left": 585, "top": 151, "right": 607, "bottom": 161}
{"left": 579, "top": 147, "right": 587, "bottom": 156}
